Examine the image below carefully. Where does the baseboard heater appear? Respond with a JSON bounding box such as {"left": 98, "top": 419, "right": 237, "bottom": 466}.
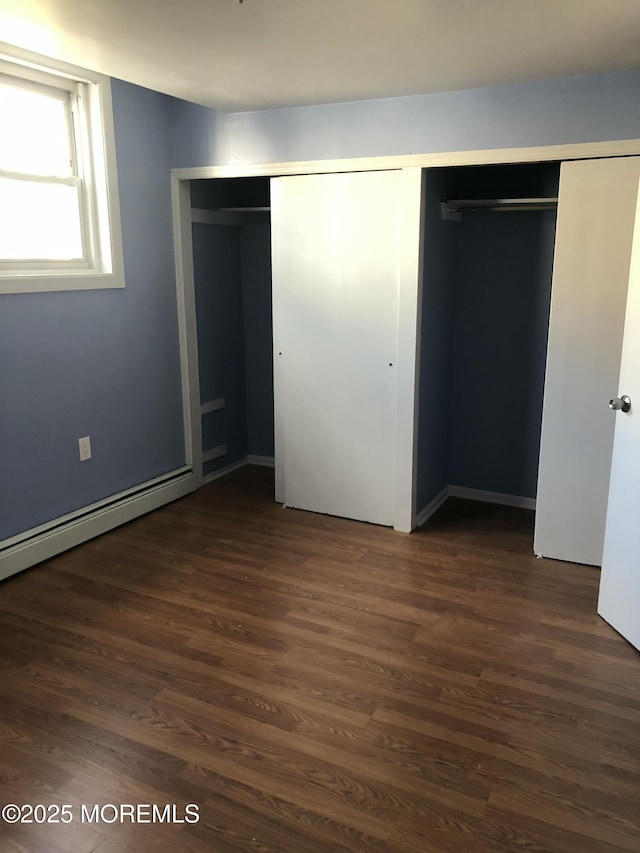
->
{"left": 0, "top": 466, "right": 198, "bottom": 583}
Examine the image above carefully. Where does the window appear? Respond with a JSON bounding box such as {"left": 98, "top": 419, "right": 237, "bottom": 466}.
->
{"left": 0, "top": 43, "right": 124, "bottom": 293}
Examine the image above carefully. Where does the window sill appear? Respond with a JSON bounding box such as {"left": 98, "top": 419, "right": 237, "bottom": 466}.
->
{"left": 0, "top": 270, "right": 126, "bottom": 295}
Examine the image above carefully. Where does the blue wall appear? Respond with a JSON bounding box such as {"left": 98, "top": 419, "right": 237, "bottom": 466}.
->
{"left": 192, "top": 222, "right": 249, "bottom": 476}
{"left": 448, "top": 208, "right": 557, "bottom": 498}
{"left": 241, "top": 214, "right": 274, "bottom": 457}
{"left": 167, "top": 97, "right": 218, "bottom": 169}
{"left": 0, "top": 79, "right": 186, "bottom": 541}
{"left": 416, "top": 164, "right": 558, "bottom": 511}
{"left": 3, "top": 60, "right": 640, "bottom": 543}
{"left": 206, "top": 70, "right": 640, "bottom": 166}
{"left": 416, "top": 171, "right": 458, "bottom": 512}
{"left": 191, "top": 212, "right": 274, "bottom": 472}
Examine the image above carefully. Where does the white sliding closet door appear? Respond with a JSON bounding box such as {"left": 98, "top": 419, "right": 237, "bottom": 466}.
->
{"left": 271, "top": 170, "right": 421, "bottom": 528}
{"left": 535, "top": 157, "right": 640, "bottom": 565}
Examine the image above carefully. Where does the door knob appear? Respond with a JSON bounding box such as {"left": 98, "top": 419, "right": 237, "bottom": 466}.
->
{"left": 609, "top": 395, "right": 631, "bottom": 413}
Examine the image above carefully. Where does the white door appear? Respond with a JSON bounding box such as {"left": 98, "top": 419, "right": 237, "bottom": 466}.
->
{"left": 271, "top": 170, "right": 420, "bottom": 528}
{"left": 598, "top": 177, "right": 640, "bottom": 651}
{"left": 535, "top": 157, "right": 640, "bottom": 565}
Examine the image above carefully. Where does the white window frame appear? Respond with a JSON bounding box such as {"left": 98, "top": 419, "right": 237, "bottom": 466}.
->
{"left": 0, "top": 42, "right": 125, "bottom": 294}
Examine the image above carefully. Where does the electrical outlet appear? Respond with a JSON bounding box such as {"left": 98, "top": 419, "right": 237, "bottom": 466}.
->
{"left": 78, "top": 436, "right": 92, "bottom": 461}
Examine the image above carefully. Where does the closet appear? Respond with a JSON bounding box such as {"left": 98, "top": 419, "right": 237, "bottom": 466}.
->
{"left": 190, "top": 177, "right": 274, "bottom": 481}
{"left": 187, "top": 160, "right": 636, "bottom": 562}
{"left": 416, "top": 162, "right": 559, "bottom": 518}
{"left": 184, "top": 156, "right": 640, "bottom": 652}
{"left": 190, "top": 169, "right": 422, "bottom": 529}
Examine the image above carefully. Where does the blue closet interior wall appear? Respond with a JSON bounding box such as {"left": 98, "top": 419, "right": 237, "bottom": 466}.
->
{"left": 416, "top": 170, "right": 458, "bottom": 512}
{"left": 192, "top": 222, "right": 248, "bottom": 477}
{"left": 417, "top": 163, "right": 559, "bottom": 515}
{"left": 191, "top": 179, "right": 273, "bottom": 478}
{"left": 242, "top": 215, "right": 275, "bottom": 458}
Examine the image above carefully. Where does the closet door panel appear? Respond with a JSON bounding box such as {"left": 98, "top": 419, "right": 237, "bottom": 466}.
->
{"left": 271, "top": 171, "right": 402, "bottom": 526}
{"left": 535, "top": 157, "right": 640, "bottom": 565}
{"left": 598, "top": 176, "right": 640, "bottom": 650}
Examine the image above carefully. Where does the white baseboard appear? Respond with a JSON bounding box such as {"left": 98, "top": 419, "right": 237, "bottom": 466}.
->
{"left": 0, "top": 470, "right": 199, "bottom": 583}
{"left": 414, "top": 483, "right": 536, "bottom": 529}
{"left": 0, "top": 466, "right": 535, "bottom": 583}
{"left": 202, "top": 454, "right": 275, "bottom": 484}
{"left": 415, "top": 486, "right": 450, "bottom": 528}
{"left": 247, "top": 454, "right": 275, "bottom": 468}
{"left": 449, "top": 485, "right": 536, "bottom": 510}
{"left": 202, "top": 458, "right": 248, "bottom": 484}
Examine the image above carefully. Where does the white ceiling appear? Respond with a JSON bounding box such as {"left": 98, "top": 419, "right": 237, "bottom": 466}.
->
{"left": 1, "top": 0, "right": 640, "bottom": 113}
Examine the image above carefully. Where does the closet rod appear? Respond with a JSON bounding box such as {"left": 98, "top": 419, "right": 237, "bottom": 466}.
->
{"left": 442, "top": 197, "right": 558, "bottom": 220}
{"left": 218, "top": 206, "right": 271, "bottom": 213}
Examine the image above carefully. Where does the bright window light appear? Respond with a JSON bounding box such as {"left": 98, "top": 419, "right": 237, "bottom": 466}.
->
{"left": 0, "top": 43, "right": 125, "bottom": 293}
{"left": 0, "top": 177, "right": 83, "bottom": 260}
{"left": 0, "top": 79, "right": 73, "bottom": 177}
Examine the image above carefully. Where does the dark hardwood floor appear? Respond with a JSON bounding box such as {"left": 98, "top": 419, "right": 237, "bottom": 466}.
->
{"left": 1, "top": 466, "right": 639, "bottom": 852}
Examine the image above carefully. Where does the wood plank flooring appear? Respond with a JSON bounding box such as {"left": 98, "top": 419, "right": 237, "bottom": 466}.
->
{"left": 1, "top": 465, "right": 639, "bottom": 852}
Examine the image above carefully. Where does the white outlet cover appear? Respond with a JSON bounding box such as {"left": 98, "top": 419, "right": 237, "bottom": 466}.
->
{"left": 78, "top": 436, "right": 92, "bottom": 461}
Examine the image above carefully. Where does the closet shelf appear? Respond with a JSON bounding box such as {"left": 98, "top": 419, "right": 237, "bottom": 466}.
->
{"left": 441, "top": 197, "right": 558, "bottom": 220}
{"left": 218, "top": 206, "right": 271, "bottom": 213}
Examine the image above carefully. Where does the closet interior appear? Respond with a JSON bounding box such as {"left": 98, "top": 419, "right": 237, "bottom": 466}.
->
{"left": 190, "top": 177, "right": 274, "bottom": 481}
{"left": 190, "top": 162, "right": 562, "bottom": 526}
{"left": 416, "top": 162, "right": 561, "bottom": 518}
